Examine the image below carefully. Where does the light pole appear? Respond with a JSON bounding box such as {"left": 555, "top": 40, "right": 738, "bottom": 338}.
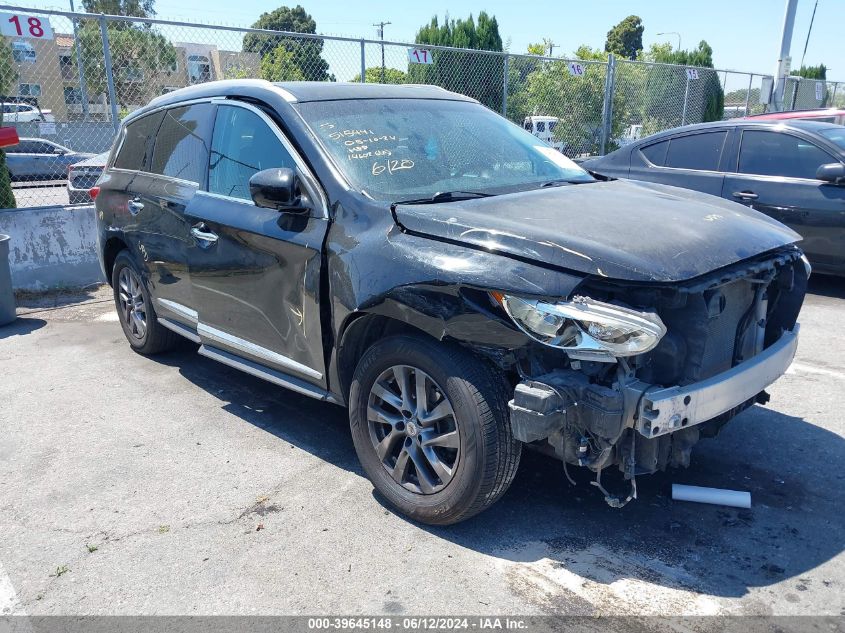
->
{"left": 771, "top": 0, "right": 799, "bottom": 111}
{"left": 656, "top": 31, "right": 681, "bottom": 51}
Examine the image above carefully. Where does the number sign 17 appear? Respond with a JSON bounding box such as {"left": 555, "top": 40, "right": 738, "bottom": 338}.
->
{"left": 408, "top": 49, "right": 433, "bottom": 65}
{"left": 0, "top": 12, "right": 54, "bottom": 39}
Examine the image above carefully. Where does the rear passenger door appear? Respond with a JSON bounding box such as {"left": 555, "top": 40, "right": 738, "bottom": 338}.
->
{"left": 116, "top": 103, "right": 215, "bottom": 327}
{"left": 722, "top": 128, "right": 845, "bottom": 270}
{"left": 186, "top": 102, "right": 330, "bottom": 388}
{"left": 630, "top": 130, "right": 729, "bottom": 196}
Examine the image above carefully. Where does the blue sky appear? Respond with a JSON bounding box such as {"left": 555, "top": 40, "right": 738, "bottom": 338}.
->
{"left": 26, "top": 0, "right": 841, "bottom": 78}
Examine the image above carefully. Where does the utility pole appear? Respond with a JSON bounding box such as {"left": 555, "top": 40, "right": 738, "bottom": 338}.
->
{"left": 373, "top": 21, "right": 391, "bottom": 83}
{"left": 543, "top": 38, "right": 555, "bottom": 57}
{"left": 69, "top": 0, "right": 90, "bottom": 120}
{"left": 771, "top": 0, "right": 799, "bottom": 111}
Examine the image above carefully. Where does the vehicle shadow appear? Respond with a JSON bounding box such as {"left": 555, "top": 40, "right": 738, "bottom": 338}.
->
{"left": 410, "top": 404, "right": 845, "bottom": 600}
{"left": 0, "top": 316, "right": 46, "bottom": 339}
{"left": 151, "top": 346, "right": 844, "bottom": 601}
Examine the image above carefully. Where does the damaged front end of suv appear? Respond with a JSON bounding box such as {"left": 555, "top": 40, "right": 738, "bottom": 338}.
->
{"left": 501, "top": 250, "right": 806, "bottom": 506}
{"left": 380, "top": 178, "right": 807, "bottom": 509}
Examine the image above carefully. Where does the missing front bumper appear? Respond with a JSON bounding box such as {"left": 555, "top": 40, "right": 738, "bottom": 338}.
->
{"left": 628, "top": 325, "right": 799, "bottom": 438}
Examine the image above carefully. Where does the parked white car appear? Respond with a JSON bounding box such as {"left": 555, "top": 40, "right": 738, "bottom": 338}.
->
{"left": 1, "top": 103, "right": 54, "bottom": 122}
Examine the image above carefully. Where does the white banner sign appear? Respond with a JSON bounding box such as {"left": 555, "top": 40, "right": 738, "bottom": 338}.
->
{"left": 815, "top": 82, "right": 824, "bottom": 101}
{"left": 407, "top": 49, "right": 433, "bottom": 64}
{"left": 0, "top": 12, "right": 53, "bottom": 40}
{"left": 567, "top": 62, "right": 585, "bottom": 77}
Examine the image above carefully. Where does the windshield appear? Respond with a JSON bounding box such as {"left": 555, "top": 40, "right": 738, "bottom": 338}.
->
{"left": 818, "top": 127, "right": 845, "bottom": 152}
{"left": 295, "top": 98, "right": 593, "bottom": 201}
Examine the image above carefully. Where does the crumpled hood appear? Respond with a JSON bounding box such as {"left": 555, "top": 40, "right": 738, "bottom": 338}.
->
{"left": 393, "top": 179, "right": 802, "bottom": 282}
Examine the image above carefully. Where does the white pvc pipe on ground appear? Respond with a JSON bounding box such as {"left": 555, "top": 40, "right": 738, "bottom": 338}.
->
{"left": 671, "top": 484, "right": 751, "bottom": 508}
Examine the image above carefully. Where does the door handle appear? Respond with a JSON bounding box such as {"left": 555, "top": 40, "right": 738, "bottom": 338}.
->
{"left": 191, "top": 222, "right": 218, "bottom": 245}
{"left": 732, "top": 191, "right": 759, "bottom": 200}
{"left": 127, "top": 198, "right": 144, "bottom": 215}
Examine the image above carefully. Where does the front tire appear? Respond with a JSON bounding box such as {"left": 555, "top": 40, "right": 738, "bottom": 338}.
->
{"left": 111, "top": 250, "right": 178, "bottom": 355}
{"left": 349, "top": 334, "right": 521, "bottom": 525}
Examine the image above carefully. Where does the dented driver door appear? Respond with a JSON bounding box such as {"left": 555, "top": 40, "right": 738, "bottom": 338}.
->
{"left": 185, "top": 102, "right": 330, "bottom": 389}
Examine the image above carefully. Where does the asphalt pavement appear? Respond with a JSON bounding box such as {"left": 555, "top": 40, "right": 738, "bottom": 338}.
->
{"left": 0, "top": 278, "right": 843, "bottom": 617}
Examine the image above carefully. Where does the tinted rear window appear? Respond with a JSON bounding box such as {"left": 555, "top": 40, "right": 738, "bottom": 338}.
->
{"left": 150, "top": 103, "right": 215, "bottom": 184}
{"left": 114, "top": 111, "right": 164, "bottom": 171}
{"left": 664, "top": 132, "right": 727, "bottom": 171}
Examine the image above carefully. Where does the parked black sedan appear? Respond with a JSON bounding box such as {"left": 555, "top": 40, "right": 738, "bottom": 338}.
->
{"left": 582, "top": 120, "right": 845, "bottom": 276}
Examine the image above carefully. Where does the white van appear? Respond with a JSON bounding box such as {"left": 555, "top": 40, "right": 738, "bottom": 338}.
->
{"left": 523, "top": 115, "right": 564, "bottom": 152}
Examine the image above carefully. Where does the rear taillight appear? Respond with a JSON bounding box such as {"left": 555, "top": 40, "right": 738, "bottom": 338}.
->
{"left": 89, "top": 186, "right": 100, "bottom": 200}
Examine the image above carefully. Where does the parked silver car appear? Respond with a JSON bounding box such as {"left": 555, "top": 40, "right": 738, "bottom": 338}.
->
{"left": 67, "top": 152, "right": 108, "bottom": 204}
{"left": 6, "top": 138, "right": 94, "bottom": 182}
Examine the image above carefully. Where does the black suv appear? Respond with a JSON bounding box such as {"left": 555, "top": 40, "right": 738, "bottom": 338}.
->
{"left": 96, "top": 80, "right": 807, "bottom": 524}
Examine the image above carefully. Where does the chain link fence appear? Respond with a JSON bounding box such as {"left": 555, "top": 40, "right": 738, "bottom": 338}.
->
{"left": 1, "top": 4, "right": 843, "bottom": 208}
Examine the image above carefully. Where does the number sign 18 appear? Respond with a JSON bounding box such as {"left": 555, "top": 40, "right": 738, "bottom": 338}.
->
{"left": 0, "top": 12, "right": 54, "bottom": 39}
{"left": 408, "top": 49, "right": 433, "bottom": 65}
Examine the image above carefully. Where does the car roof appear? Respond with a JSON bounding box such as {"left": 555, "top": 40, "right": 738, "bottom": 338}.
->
{"left": 633, "top": 118, "right": 844, "bottom": 143}
{"left": 745, "top": 108, "right": 845, "bottom": 120}
{"left": 130, "top": 79, "right": 475, "bottom": 125}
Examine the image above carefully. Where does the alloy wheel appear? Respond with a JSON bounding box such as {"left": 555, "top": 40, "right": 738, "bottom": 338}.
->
{"left": 117, "top": 267, "right": 147, "bottom": 341}
{"left": 367, "top": 365, "right": 460, "bottom": 494}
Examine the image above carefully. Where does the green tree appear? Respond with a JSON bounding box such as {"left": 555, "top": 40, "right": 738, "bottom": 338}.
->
{"left": 260, "top": 45, "right": 305, "bottom": 81}
{"left": 791, "top": 64, "right": 827, "bottom": 79}
{"left": 641, "top": 40, "right": 724, "bottom": 131}
{"left": 242, "top": 6, "right": 332, "bottom": 81}
{"left": 351, "top": 67, "right": 407, "bottom": 84}
{"left": 513, "top": 45, "right": 626, "bottom": 156}
{"left": 74, "top": 0, "right": 176, "bottom": 107}
{"left": 0, "top": 41, "right": 17, "bottom": 208}
{"left": 408, "top": 12, "right": 504, "bottom": 110}
{"left": 604, "top": 15, "right": 643, "bottom": 60}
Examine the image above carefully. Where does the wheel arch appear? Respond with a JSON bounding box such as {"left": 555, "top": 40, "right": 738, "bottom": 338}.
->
{"left": 102, "top": 235, "right": 129, "bottom": 286}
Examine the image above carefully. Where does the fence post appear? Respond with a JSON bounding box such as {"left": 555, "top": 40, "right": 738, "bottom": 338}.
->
{"left": 69, "top": 0, "right": 90, "bottom": 120}
{"left": 600, "top": 54, "right": 615, "bottom": 156}
{"left": 360, "top": 40, "right": 366, "bottom": 83}
{"left": 681, "top": 72, "right": 690, "bottom": 126}
{"left": 99, "top": 14, "right": 120, "bottom": 133}
{"left": 744, "top": 74, "right": 753, "bottom": 116}
{"left": 501, "top": 54, "right": 509, "bottom": 116}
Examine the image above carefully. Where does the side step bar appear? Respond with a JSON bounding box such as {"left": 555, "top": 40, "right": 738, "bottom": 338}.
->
{"left": 198, "top": 344, "right": 341, "bottom": 405}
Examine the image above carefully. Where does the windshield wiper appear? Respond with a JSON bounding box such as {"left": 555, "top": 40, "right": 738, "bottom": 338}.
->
{"left": 540, "top": 178, "right": 593, "bottom": 188}
{"left": 396, "top": 191, "right": 496, "bottom": 205}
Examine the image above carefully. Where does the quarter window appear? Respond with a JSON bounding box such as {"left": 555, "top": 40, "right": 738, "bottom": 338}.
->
{"left": 663, "top": 132, "right": 727, "bottom": 171}
{"left": 208, "top": 105, "right": 296, "bottom": 201}
{"left": 114, "top": 111, "right": 165, "bottom": 171}
{"left": 640, "top": 140, "right": 668, "bottom": 166}
{"left": 738, "top": 130, "right": 835, "bottom": 180}
{"left": 150, "top": 104, "right": 215, "bottom": 184}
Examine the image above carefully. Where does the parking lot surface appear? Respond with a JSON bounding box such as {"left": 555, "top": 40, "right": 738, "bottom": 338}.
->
{"left": 1, "top": 278, "right": 844, "bottom": 617}
{"left": 11, "top": 183, "right": 69, "bottom": 209}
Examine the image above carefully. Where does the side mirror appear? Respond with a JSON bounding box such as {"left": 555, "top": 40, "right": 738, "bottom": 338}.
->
{"left": 816, "top": 162, "right": 845, "bottom": 184}
{"left": 248, "top": 167, "right": 306, "bottom": 212}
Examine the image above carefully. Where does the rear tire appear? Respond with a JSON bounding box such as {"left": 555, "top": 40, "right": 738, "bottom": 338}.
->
{"left": 349, "top": 334, "right": 521, "bottom": 525}
{"left": 111, "top": 250, "right": 178, "bottom": 355}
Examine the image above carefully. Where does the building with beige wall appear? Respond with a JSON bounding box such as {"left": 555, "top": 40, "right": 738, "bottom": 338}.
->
{"left": 2, "top": 32, "right": 259, "bottom": 122}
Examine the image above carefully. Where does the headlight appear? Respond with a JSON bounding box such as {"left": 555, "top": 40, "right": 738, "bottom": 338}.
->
{"left": 492, "top": 293, "right": 666, "bottom": 361}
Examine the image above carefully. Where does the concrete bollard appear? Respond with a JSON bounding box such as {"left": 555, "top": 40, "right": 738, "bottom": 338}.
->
{"left": 0, "top": 234, "right": 16, "bottom": 326}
